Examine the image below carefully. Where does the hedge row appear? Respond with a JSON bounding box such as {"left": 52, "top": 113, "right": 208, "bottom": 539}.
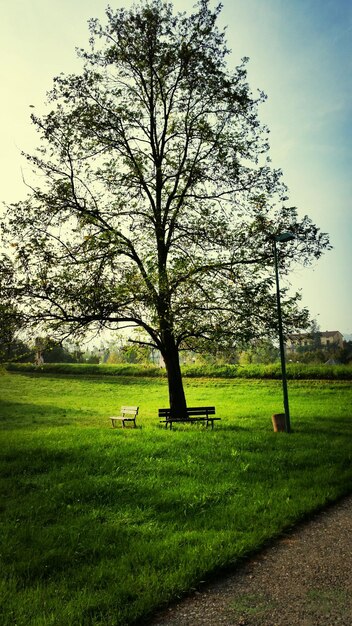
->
{"left": 182, "top": 363, "right": 352, "bottom": 380}
{"left": 5, "top": 361, "right": 352, "bottom": 380}
{"left": 5, "top": 362, "right": 162, "bottom": 377}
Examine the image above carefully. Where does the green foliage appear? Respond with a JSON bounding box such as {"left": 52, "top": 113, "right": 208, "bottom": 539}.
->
{"left": 105, "top": 341, "right": 154, "bottom": 365}
{"left": 0, "top": 373, "right": 351, "bottom": 625}
{"left": 287, "top": 342, "right": 352, "bottom": 365}
{"left": 34, "top": 336, "right": 78, "bottom": 363}
{"left": 5, "top": 361, "right": 352, "bottom": 380}
{"left": 3, "top": 0, "right": 330, "bottom": 417}
{"left": 0, "top": 255, "right": 28, "bottom": 363}
{"left": 5, "top": 362, "right": 163, "bottom": 377}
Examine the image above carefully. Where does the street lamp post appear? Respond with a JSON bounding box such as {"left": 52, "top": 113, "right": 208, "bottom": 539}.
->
{"left": 272, "top": 232, "right": 295, "bottom": 433}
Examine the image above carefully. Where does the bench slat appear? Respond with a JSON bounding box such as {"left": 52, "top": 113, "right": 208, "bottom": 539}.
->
{"left": 159, "top": 406, "right": 215, "bottom": 417}
{"left": 158, "top": 406, "right": 220, "bottom": 429}
{"left": 110, "top": 406, "right": 139, "bottom": 428}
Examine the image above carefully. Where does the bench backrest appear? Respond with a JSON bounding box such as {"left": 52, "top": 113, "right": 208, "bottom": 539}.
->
{"left": 159, "top": 406, "right": 215, "bottom": 419}
{"left": 121, "top": 406, "right": 139, "bottom": 416}
{"left": 186, "top": 406, "right": 215, "bottom": 417}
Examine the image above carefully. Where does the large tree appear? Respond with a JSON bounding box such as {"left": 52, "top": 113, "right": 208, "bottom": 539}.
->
{"left": 4, "top": 0, "right": 329, "bottom": 415}
{"left": 0, "top": 255, "right": 28, "bottom": 362}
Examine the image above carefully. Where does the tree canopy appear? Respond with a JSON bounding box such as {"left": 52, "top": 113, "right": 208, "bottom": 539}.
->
{"left": 3, "top": 0, "right": 330, "bottom": 413}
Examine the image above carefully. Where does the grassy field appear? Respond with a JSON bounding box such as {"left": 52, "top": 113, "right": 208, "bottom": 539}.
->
{"left": 1, "top": 371, "right": 352, "bottom": 625}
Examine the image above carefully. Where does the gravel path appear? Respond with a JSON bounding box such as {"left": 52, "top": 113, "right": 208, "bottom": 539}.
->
{"left": 148, "top": 494, "right": 352, "bottom": 626}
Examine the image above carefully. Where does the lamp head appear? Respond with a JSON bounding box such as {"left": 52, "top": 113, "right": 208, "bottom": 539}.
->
{"left": 273, "top": 231, "right": 295, "bottom": 243}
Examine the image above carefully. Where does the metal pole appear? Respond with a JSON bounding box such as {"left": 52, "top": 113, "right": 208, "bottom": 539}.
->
{"left": 273, "top": 238, "right": 291, "bottom": 433}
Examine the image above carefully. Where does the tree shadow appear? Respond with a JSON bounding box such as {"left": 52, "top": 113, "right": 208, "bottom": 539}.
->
{"left": 0, "top": 399, "right": 89, "bottom": 429}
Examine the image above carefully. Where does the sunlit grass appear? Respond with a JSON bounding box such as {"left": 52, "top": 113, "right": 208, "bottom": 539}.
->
{"left": 1, "top": 372, "right": 352, "bottom": 625}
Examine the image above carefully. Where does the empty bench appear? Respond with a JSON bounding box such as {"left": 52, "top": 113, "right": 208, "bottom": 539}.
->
{"left": 110, "top": 406, "right": 139, "bottom": 428}
{"left": 159, "top": 406, "right": 220, "bottom": 430}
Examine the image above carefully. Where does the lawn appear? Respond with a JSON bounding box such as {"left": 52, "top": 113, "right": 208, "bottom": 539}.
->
{"left": 1, "top": 371, "right": 352, "bottom": 625}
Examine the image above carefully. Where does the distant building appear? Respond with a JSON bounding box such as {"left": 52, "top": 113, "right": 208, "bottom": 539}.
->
{"left": 286, "top": 331, "right": 344, "bottom": 351}
{"left": 319, "top": 331, "right": 344, "bottom": 349}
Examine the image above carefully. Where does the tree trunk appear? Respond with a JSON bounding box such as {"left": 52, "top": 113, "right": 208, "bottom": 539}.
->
{"left": 161, "top": 331, "right": 188, "bottom": 419}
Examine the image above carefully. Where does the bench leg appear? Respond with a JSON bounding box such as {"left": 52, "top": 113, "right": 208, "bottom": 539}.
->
{"left": 122, "top": 418, "right": 137, "bottom": 428}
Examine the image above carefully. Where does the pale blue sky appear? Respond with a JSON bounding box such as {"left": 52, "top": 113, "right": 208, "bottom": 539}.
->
{"left": 1, "top": 0, "right": 351, "bottom": 334}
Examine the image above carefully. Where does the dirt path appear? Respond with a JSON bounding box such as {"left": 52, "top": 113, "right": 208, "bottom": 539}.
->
{"left": 148, "top": 493, "right": 352, "bottom": 626}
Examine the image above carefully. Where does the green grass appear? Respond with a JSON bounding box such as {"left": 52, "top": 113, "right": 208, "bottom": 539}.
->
{"left": 1, "top": 372, "right": 352, "bottom": 625}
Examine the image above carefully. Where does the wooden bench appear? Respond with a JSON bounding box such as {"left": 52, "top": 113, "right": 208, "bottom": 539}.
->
{"left": 110, "top": 406, "right": 139, "bottom": 428}
{"left": 159, "top": 406, "right": 220, "bottom": 430}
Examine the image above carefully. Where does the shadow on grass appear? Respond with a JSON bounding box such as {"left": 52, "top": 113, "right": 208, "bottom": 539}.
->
{"left": 0, "top": 399, "right": 90, "bottom": 429}
{"left": 293, "top": 416, "right": 352, "bottom": 437}
{"left": 157, "top": 424, "right": 251, "bottom": 432}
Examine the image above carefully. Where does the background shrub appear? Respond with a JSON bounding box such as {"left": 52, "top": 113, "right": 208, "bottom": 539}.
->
{"left": 5, "top": 361, "right": 352, "bottom": 380}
